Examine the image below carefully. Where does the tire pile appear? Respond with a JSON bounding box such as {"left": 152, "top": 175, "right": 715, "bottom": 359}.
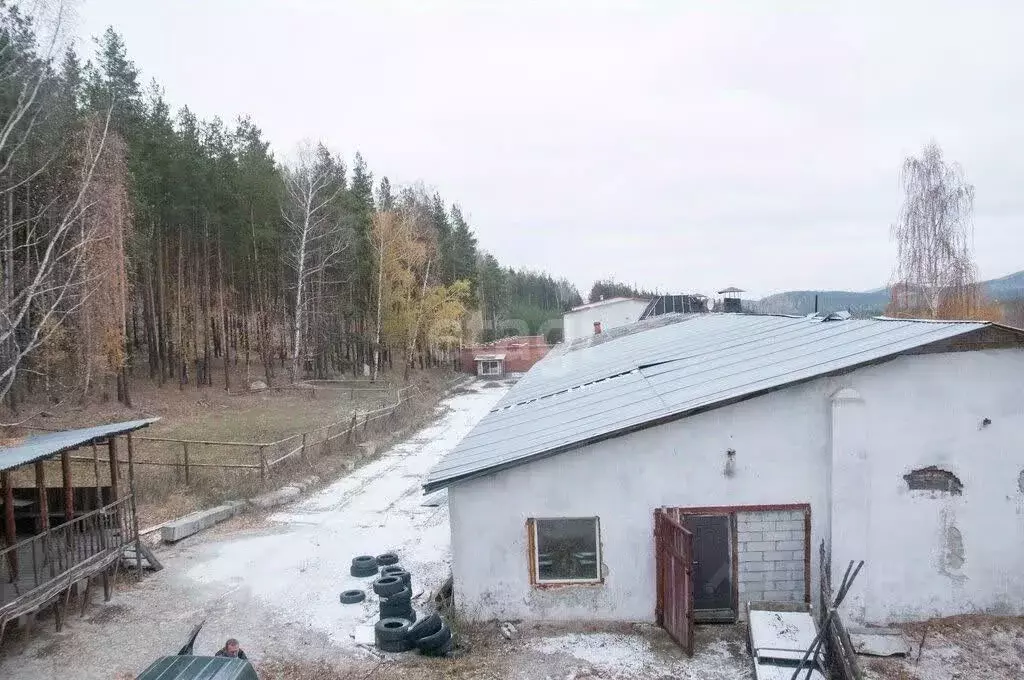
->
{"left": 343, "top": 552, "right": 453, "bottom": 657}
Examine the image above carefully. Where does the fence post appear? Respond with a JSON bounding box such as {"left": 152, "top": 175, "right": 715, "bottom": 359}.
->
{"left": 183, "top": 442, "right": 190, "bottom": 485}
{"left": 301, "top": 433, "right": 308, "bottom": 465}
{"left": 347, "top": 412, "right": 357, "bottom": 444}
{"left": 259, "top": 446, "right": 268, "bottom": 483}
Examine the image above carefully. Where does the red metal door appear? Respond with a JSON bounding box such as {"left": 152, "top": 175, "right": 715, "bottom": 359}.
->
{"left": 655, "top": 508, "right": 694, "bottom": 656}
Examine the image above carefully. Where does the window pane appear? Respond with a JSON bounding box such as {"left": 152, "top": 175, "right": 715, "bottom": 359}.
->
{"left": 536, "top": 518, "right": 599, "bottom": 581}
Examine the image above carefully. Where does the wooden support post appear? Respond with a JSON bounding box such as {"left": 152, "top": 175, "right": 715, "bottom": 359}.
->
{"left": 301, "top": 433, "right": 308, "bottom": 465}
{"left": 35, "top": 460, "right": 52, "bottom": 578}
{"left": 347, "top": 412, "right": 357, "bottom": 444}
{"left": 107, "top": 438, "right": 119, "bottom": 502}
{"left": 259, "top": 446, "right": 267, "bottom": 483}
{"left": 183, "top": 441, "right": 190, "bottom": 485}
{"left": 2, "top": 471, "right": 16, "bottom": 577}
{"left": 61, "top": 451, "right": 74, "bottom": 524}
{"left": 102, "top": 568, "right": 111, "bottom": 602}
{"left": 91, "top": 442, "right": 102, "bottom": 509}
{"left": 126, "top": 434, "right": 142, "bottom": 575}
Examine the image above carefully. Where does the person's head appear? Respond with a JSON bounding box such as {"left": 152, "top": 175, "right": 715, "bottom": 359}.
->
{"left": 224, "top": 639, "right": 240, "bottom": 656}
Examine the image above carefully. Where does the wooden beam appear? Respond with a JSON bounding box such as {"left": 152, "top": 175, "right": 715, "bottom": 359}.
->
{"left": 2, "top": 470, "right": 17, "bottom": 577}
{"left": 35, "top": 461, "right": 48, "bottom": 532}
{"left": 126, "top": 434, "right": 142, "bottom": 575}
{"left": 107, "top": 438, "right": 119, "bottom": 502}
{"left": 61, "top": 452, "right": 74, "bottom": 524}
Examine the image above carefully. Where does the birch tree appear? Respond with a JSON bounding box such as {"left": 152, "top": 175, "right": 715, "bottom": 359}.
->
{"left": 282, "top": 143, "right": 346, "bottom": 381}
{"left": 888, "top": 142, "right": 997, "bottom": 320}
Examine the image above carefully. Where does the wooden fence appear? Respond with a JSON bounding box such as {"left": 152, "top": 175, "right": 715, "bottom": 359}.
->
{"left": 118, "top": 382, "right": 424, "bottom": 485}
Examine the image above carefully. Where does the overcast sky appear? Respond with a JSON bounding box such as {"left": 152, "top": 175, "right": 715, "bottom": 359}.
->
{"left": 75, "top": 0, "right": 1024, "bottom": 297}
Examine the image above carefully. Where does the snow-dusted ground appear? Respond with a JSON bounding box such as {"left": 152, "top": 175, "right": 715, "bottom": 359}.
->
{"left": 0, "top": 381, "right": 507, "bottom": 680}
{"left": 0, "top": 379, "right": 756, "bottom": 680}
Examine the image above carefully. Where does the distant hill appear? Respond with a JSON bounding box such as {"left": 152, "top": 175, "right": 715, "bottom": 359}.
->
{"left": 754, "top": 271, "right": 1024, "bottom": 317}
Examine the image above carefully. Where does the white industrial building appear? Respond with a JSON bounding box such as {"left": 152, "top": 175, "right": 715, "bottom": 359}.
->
{"left": 425, "top": 313, "right": 1024, "bottom": 630}
{"left": 562, "top": 297, "right": 650, "bottom": 342}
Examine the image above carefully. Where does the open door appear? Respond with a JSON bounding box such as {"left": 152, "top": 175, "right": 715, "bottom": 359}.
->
{"left": 655, "top": 508, "right": 694, "bottom": 656}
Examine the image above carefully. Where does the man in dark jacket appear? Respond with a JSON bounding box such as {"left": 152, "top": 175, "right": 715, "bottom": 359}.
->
{"left": 215, "top": 638, "right": 248, "bottom": 660}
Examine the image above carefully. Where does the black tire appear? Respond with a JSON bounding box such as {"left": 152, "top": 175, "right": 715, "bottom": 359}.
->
{"left": 380, "top": 600, "right": 414, "bottom": 622}
{"left": 377, "top": 637, "right": 413, "bottom": 653}
{"left": 374, "top": 617, "right": 411, "bottom": 642}
{"left": 415, "top": 622, "right": 452, "bottom": 652}
{"left": 381, "top": 586, "right": 411, "bottom": 603}
{"left": 389, "top": 569, "right": 411, "bottom": 588}
{"left": 376, "top": 552, "right": 400, "bottom": 566}
{"left": 351, "top": 555, "right": 378, "bottom": 578}
{"left": 339, "top": 589, "right": 365, "bottom": 604}
{"left": 373, "top": 576, "right": 406, "bottom": 597}
{"left": 420, "top": 639, "right": 452, "bottom": 657}
{"left": 408, "top": 612, "right": 442, "bottom": 641}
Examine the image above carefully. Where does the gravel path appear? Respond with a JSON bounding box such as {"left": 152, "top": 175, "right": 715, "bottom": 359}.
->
{"left": 0, "top": 382, "right": 507, "bottom": 680}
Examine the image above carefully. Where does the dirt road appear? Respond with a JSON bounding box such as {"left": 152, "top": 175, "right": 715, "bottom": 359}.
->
{"left": 0, "top": 382, "right": 507, "bottom": 680}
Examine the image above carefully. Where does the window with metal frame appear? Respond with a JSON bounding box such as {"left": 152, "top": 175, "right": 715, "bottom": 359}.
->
{"left": 530, "top": 517, "right": 602, "bottom": 584}
{"left": 479, "top": 360, "right": 502, "bottom": 375}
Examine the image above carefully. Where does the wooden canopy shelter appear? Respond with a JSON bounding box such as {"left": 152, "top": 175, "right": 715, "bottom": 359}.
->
{"left": 0, "top": 418, "right": 157, "bottom": 642}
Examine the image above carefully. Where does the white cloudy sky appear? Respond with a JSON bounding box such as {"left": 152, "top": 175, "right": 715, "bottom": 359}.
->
{"left": 74, "top": 0, "right": 1024, "bottom": 297}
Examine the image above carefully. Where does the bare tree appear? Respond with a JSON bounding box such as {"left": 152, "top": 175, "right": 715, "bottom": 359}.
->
{"left": 0, "top": 13, "right": 113, "bottom": 408}
{"left": 282, "top": 143, "right": 346, "bottom": 382}
{"left": 888, "top": 142, "right": 986, "bottom": 318}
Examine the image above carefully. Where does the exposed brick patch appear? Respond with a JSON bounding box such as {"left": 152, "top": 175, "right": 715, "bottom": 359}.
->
{"left": 736, "top": 509, "right": 806, "bottom": 611}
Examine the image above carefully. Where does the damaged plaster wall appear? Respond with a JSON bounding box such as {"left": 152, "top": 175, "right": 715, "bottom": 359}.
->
{"left": 834, "top": 348, "right": 1024, "bottom": 625}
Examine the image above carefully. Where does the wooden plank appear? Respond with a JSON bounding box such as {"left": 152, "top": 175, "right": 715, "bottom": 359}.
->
{"left": 126, "top": 434, "right": 142, "bottom": 575}
{"left": 2, "top": 471, "right": 16, "bottom": 577}
{"left": 107, "top": 439, "right": 119, "bottom": 502}
{"left": 61, "top": 452, "right": 74, "bottom": 524}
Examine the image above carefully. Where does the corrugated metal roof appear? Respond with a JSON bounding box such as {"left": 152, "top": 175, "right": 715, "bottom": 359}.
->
{"left": 425, "top": 314, "right": 996, "bottom": 492}
{"left": 0, "top": 418, "right": 159, "bottom": 472}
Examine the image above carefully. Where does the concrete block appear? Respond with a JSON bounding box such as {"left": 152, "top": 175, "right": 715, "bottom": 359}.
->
{"left": 763, "top": 551, "right": 790, "bottom": 562}
{"left": 162, "top": 502, "right": 243, "bottom": 542}
{"left": 740, "top": 561, "right": 773, "bottom": 573}
{"left": 249, "top": 485, "right": 302, "bottom": 510}
{"left": 738, "top": 551, "right": 763, "bottom": 563}
{"left": 776, "top": 520, "right": 805, "bottom": 531}
{"left": 739, "top": 571, "right": 766, "bottom": 583}
{"left": 763, "top": 530, "right": 790, "bottom": 541}
{"left": 776, "top": 540, "right": 804, "bottom": 551}
{"left": 738, "top": 531, "right": 764, "bottom": 543}
{"left": 790, "top": 550, "right": 805, "bottom": 560}
{"left": 764, "top": 590, "right": 797, "bottom": 602}
{"left": 747, "top": 541, "right": 775, "bottom": 552}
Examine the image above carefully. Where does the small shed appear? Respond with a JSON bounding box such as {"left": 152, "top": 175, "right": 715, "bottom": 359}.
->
{"left": 474, "top": 353, "right": 506, "bottom": 378}
{"left": 0, "top": 418, "right": 157, "bottom": 641}
{"left": 427, "top": 313, "right": 1024, "bottom": 649}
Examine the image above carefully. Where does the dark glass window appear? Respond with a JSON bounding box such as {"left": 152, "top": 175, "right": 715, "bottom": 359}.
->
{"left": 533, "top": 518, "right": 600, "bottom": 582}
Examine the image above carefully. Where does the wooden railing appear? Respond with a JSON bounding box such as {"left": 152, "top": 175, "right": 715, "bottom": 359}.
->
{"left": 1, "top": 496, "right": 135, "bottom": 615}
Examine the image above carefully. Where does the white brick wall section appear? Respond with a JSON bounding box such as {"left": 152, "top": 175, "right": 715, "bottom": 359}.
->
{"left": 736, "top": 509, "right": 806, "bottom": 611}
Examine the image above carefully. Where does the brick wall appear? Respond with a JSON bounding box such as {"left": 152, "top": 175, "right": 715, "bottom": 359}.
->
{"left": 460, "top": 336, "right": 551, "bottom": 375}
{"left": 736, "top": 509, "right": 807, "bottom": 609}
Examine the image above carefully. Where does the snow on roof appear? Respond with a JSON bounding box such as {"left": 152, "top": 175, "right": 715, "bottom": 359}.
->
{"left": 566, "top": 297, "right": 652, "bottom": 314}
{"left": 425, "top": 314, "right": 1008, "bottom": 492}
{"left": 474, "top": 354, "right": 506, "bottom": 361}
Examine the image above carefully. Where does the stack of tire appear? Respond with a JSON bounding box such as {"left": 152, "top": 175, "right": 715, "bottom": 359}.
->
{"left": 374, "top": 611, "right": 452, "bottom": 655}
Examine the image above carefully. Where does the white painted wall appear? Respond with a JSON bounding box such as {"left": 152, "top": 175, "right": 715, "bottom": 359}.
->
{"left": 563, "top": 299, "right": 650, "bottom": 342}
{"left": 448, "top": 378, "right": 833, "bottom": 622}
{"left": 829, "top": 349, "right": 1024, "bottom": 624}
{"left": 448, "top": 347, "right": 1024, "bottom": 625}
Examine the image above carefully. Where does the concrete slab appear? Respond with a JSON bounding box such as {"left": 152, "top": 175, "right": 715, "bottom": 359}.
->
{"left": 249, "top": 486, "right": 301, "bottom": 509}
{"left": 849, "top": 627, "right": 912, "bottom": 657}
{"left": 161, "top": 501, "right": 244, "bottom": 543}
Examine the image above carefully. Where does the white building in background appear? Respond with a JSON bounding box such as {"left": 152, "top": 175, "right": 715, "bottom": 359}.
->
{"left": 426, "top": 312, "right": 1024, "bottom": 630}
{"left": 562, "top": 297, "right": 651, "bottom": 342}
